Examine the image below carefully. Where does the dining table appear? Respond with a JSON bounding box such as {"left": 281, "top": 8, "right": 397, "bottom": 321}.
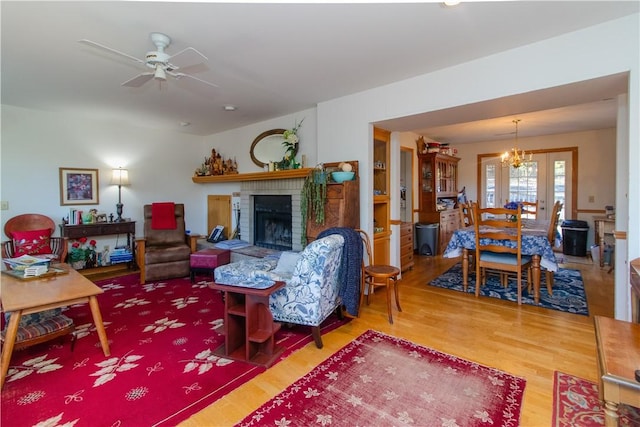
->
{"left": 443, "top": 219, "right": 558, "bottom": 304}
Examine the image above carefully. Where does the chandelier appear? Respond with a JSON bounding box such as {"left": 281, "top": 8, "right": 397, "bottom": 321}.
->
{"left": 501, "top": 119, "right": 531, "bottom": 169}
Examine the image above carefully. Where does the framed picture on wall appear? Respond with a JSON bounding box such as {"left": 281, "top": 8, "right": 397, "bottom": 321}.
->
{"left": 59, "top": 167, "right": 99, "bottom": 205}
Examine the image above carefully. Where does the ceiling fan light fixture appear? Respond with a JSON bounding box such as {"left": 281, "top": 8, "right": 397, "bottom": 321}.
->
{"left": 154, "top": 65, "right": 167, "bottom": 81}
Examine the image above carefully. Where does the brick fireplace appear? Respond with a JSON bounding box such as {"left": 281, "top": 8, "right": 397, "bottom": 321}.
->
{"left": 240, "top": 177, "right": 304, "bottom": 252}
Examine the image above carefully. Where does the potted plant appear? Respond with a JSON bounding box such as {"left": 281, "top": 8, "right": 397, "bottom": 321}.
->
{"left": 300, "top": 163, "right": 328, "bottom": 244}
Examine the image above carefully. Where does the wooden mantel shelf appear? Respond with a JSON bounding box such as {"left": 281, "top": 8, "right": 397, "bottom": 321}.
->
{"left": 192, "top": 168, "right": 313, "bottom": 183}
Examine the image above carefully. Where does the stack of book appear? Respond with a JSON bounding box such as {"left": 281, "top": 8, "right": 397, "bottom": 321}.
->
{"left": 24, "top": 265, "right": 49, "bottom": 277}
{"left": 110, "top": 247, "right": 133, "bottom": 264}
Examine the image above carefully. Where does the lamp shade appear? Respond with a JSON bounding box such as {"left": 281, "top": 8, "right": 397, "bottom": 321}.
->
{"left": 110, "top": 168, "right": 130, "bottom": 186}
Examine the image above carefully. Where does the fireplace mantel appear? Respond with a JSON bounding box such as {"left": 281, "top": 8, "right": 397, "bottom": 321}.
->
{"left": 192, "top": 168, "right": 312, "bottom": 183}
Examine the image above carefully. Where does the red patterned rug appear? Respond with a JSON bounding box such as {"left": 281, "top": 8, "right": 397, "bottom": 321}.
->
{"left": 553, "top": 371, "right": 640, "bottom": 426}
{"left": 237, "top": 329, "right": 526, "bottom": 427}
{"left": 1, "top": 273, "right": 348, "bottom": 427}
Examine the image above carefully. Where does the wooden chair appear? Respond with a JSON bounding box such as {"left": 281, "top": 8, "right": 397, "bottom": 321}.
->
{"left": 472, "top": 203, "right": 532, "bottom": 305}
{"left": 356, "top": 229, "right": 401, "bottom": 324}
{"left": 2, "top": 214, "right": 68, "bottom": 262}
{"left": 541, "top": 201, "right": 563, "bottom": 293}
{"left": 506, "top": 200, "right": 539, "bottom": 219}
{"left": 459, "top": 202, "right": 476, "bottom": 270}
{"left": 458, "top": 201, "right": 474, "bottom": 228}
{"left": 1, "top": 310, "right": 75, "bottom": 353}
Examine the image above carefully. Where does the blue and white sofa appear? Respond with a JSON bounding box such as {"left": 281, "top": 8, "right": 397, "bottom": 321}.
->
{"left": 214, "top": 234, "right": 345, "bottom": 348}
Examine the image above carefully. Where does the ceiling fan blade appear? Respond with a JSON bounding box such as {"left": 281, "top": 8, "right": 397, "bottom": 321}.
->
{"left": 78, "top": 39, "right": 145, "bottom": 65}
{"left": 172, "top": 72, "right": 219, "bottom": 88}
{"left": 121, "top": 73, "right": 154, "bottom": 87}
{"left": 166, "top": 47, "right": 208, "bottom": 69}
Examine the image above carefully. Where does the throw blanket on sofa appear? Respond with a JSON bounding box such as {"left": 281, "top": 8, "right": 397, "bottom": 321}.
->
{"left": 318, "top": 227, "right": 362, "bottom": 317}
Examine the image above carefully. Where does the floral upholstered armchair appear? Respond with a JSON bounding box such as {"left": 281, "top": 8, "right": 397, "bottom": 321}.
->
{"left": 214, "top": 234, "right": 345, "bottom": 348}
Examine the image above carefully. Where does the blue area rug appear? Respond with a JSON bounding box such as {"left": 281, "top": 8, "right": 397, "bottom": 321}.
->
{"left": 429, "top": 263, "right": 589, "bottom": 315}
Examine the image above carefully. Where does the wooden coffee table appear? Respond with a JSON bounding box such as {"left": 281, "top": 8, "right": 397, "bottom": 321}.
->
{"left": 593, "top": 315, "right": 640, "bottom": 426}
{"left": 1, "top": 264, "right": 111, "bottom": 387}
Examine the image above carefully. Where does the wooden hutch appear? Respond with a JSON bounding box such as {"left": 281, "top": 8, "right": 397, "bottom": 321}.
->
{"left": 417, "top": 152, "right": 461, "bottom": 254}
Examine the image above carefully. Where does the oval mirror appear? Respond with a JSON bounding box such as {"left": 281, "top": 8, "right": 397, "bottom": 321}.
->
{"left": 250, "top": 128, "right": 297, "bottom": 168}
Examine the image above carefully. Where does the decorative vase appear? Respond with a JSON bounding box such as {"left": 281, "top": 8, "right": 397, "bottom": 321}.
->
{"left": 71, "top": 260, "right": 86, "bottom": 270}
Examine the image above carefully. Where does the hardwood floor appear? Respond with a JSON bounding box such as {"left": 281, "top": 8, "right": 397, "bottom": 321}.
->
{"left": 178, "top": 254, "right": 613, "bottom": 427}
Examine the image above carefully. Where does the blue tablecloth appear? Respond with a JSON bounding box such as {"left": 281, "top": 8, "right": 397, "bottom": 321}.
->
{"left": 443, "top": 224, "right": 558, "bottom": 272}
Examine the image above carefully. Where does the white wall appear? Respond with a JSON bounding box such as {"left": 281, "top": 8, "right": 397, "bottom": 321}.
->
{"left": 317, "top": 14, "right": 639, "bottom": 319}
{"left": 0, "top": 105, "right": 208, "bottom": 238}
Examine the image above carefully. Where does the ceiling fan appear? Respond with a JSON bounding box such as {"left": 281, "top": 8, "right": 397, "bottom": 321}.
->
{"left": 78, "top": 32, "right": 218, "bottom": 88}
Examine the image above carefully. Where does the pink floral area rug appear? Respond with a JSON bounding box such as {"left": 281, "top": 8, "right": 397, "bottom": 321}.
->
{"left": 553, "top": 371, "right": 640, "bottom": 426}
{"left": 0, "top": 273, "right": 348, "bottom": 427}
{"left": 237, "top": 329, "right": 526, "bottom": 427}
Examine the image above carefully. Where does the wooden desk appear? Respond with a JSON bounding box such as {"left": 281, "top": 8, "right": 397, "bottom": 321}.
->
{"left": 0, "top": 265, "right": 111, "bottom": 387}
{"left": 593, "top": 316, "right": 640, "bottom": 426}
{"left": 594, "top": 216, "right": 615, "bottom": 268}
{"left": 209, "top": 281, "right": 285, "bottom": 367}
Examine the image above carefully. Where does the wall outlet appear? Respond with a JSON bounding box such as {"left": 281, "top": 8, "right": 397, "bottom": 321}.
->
{"left": 588, "top": 195, "right": 595, "bottom": 203}
{"left": 0, "top": 201, "right": 8, "bottom": 210}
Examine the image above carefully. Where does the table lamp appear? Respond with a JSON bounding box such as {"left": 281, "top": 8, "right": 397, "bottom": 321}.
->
{"left": 110, "top": 168, "right": 130, "bottom": 222}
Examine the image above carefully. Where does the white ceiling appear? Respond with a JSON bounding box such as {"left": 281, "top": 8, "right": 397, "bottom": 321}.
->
{"left": 1, "top": 1, "right": 637, "bottom": 142}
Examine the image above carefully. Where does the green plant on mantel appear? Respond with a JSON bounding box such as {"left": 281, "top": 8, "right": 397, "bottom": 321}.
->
{"left": 300, "top": 164, "right": 328, "bottom": 245}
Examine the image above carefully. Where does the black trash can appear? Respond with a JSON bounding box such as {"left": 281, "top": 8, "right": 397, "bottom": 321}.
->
{"left": 415, "top": 223, "right": 439, "bottom": 256}
{"left": 561, "top": 220, "right": 589, "bottom": 257}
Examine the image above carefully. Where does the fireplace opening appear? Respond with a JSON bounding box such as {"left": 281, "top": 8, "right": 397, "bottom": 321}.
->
{"left": 253, "top": 195, "right": 292, "bottom": 251}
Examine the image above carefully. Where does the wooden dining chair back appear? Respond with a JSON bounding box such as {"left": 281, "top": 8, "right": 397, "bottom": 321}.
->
{"left": 506, "top": 200, "right": 539, "bottom": 219}
{"left": 458, "top": 201, "right": 475, "bottom": 228}
{"left": 356, "top": 229, "right": 402, "bottom": 324}
{"left": 547, "top": 201, "right": 563, "bottom": 246}
{"left": 472, "top": 203, "right": 532, "bottom": 304}
{"left": 541, "top": 200, "right": 563, "bottom": 294}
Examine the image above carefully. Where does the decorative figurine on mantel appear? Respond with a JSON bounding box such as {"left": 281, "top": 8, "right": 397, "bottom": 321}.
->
{"left": 194, "top": 148, "right": 239, "bottom": 176}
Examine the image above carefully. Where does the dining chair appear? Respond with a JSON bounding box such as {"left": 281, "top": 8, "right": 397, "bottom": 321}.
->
{"left": 540, "top": 201, "right": 563, "bottom": 293}
{"left": 458, "top": 201, "right": 476, "bottom": 270}
{"left": 356, "top": 229, "right": 401, "bottom": 324}
{"left": 506, "top": 200, "right": 539, "bottom": 219}
{"left": 472, "top": 203, "right": 532, "bottom": 304}
{"left": 458, "top": 201, "right": 474, "bottom": 228}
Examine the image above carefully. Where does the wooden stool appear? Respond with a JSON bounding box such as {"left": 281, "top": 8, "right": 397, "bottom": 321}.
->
{"left": 190, "top": 248, "right": 230, "bottom": 282}
{"left": 356, "top": 229, "right": 402, "bottom": 324}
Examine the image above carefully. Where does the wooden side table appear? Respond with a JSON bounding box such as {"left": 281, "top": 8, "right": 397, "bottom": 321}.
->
{"left": 593, "top": 315, "right": 640, "bottom": 426}
{"left": 209, "top": 281, "right": 285, "bottom": 367}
